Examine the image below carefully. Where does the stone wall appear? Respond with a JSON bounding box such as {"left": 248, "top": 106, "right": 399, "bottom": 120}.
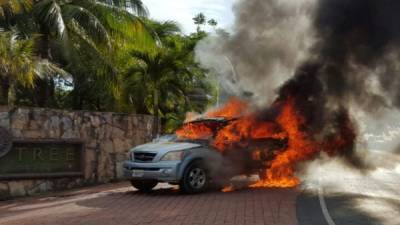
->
{"left": 0, "top": 107, "right": 156, "bottom": 199}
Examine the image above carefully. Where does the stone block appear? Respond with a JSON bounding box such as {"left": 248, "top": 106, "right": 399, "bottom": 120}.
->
{"left": 102, "top": 141, "right": 114, "bottom": 153}
{"left": 11, "top": 109, "right": 29, "bottom": 130}
{"left": 0, "top": 112, "right": 10, "bottom": 129}
{"left": 27, "top": 181, "right": 54, "bottom": 195}
{"left": 112, "top": 138, "right": 129, "bottom": 153}
{"left": 8, "top": 181, "right": 28, "bottom": 197}
{"left": 23, "top": 129, "right": 44, "bottom": 138}
{"left": 111, "top": 127, "right": 126, "bottom": 138}
{"left": 0, "top": 182, "right": 9, "bottom": 199}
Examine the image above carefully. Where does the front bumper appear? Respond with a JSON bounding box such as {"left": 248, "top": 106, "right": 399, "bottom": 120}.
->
{"left": 123, "top": 160, "right": 181, "bottom": 182}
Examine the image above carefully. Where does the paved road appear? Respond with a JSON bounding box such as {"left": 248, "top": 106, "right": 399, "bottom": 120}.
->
{"left": 297, "top": 152, "right": 400, "bottom": 225}
{"left": 0, "top": 182, "right": 299, "bottom": 225}
{"left": 1, "top": 153, "right": 399, "bottom": 225}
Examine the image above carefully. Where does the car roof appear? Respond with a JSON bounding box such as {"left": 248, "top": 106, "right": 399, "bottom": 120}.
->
{"left": 185, "top": 117, "right": 235, "bottom": 124}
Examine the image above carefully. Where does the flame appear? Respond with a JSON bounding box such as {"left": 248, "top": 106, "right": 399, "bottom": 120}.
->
{"left": 175, "top": 96, "right": 355, "bottom": 190}
{"left": 206, "top": 97, "right": 249, "bottom": 118}
{"left": 221, "top": 185, "right": 235, "bottom": 193}
{"left": 212, "top": 117, "right": 287, "bottom": 151}
{"left": 175, "top": 123, "right": 213, "bottom": 140}
{"left": 250, "top": 98, "right": 318, "bottom": 188}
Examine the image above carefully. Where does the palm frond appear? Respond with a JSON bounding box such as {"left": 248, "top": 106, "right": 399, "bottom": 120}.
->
{"left": 33, "top": 0, "right": 67, "bottom": 40}
{"left": 0, "top": 0, "right": 33, "bottom": 19}
{"left": 62, "top": 4, "right": 110, "bottom": 45}
{"left": 97, "top": 0, "right": 148, "bottom": 17}
{"left": 35, "top": 59, "right": 70, "bottom": 79}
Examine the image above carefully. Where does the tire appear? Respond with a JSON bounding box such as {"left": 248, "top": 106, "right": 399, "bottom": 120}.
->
{"left": 130, "top": 180, "right": 158, "bottom": 192}
{"left": 180, "top": 161, "right": 209, "bottom": 194}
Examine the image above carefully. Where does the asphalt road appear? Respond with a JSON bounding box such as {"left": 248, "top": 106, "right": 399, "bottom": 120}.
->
{"left": 0, "top": 152, "right": 399, "bottom": 225}
{"left": 298, "top": 167, "right": 400, "bottom": 225}
{"left": 298, "top": 150, "right": 400, "bottom": 225}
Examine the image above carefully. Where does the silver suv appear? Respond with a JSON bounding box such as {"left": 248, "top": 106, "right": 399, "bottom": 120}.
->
{"left": 123, "top": 118, "right": 286, "bottom": 193}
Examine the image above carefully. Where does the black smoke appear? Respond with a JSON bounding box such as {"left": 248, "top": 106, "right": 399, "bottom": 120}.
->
{"left": 273, "top": 0, "right": 400, "bottom": 169}
{"left": 196, "top": 0, "right": 400, "bottom": 170}
{"left": 310, "top": 0, "right": 400, "bottom": 111}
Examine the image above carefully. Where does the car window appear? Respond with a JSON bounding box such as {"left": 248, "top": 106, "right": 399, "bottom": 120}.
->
{"left": 175, "top": 120, "right": 228, "bottom": 142}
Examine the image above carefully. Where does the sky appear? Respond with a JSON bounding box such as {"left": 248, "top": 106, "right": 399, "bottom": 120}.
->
{"left": 141, "top": 0, "right": 237, "bottom": 33}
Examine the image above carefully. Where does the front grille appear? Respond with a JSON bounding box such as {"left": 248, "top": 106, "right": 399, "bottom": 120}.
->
{"left": 130, "top": 167, "right": 160, "bottom": 171}
{"left": 134, "top": 152, "right": 157, "bottom": 162}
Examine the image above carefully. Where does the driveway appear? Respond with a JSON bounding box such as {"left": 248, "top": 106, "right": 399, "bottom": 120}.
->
{"left": 0, "top": 182, "right": 299, "bottom": 225}
{"left": 1, "top": 152, "right": 399, "bottom": 225}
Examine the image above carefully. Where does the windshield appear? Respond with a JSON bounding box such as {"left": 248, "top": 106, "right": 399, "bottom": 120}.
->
{"left": 175, "top": 119, "right": 229, "bottom": 141}
{"left": 153, "top": 134, "right": 178, "bottom": 143}
{"left": 152, "top": 134, "right": 209, "bottom": 145}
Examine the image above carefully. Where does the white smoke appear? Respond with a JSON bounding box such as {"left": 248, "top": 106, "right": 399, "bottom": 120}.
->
{"left": 195, "top": 0, "right": 316, "bottom": 105}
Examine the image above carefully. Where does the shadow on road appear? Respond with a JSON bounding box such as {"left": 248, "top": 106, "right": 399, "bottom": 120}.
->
{"left": 296, "top": 191, "right": 399, "bottom": 225}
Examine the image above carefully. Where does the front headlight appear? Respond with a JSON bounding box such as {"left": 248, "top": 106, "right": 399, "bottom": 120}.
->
{"left": 129, "top": 151, "right": 135, "bottom": 161}
{"left": 161, "top": 151, "right": 185, "bottom": 161}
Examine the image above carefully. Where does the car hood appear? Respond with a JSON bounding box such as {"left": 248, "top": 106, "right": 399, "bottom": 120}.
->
{"left": 131, "top": 141, "right": 202, "bottom": 155}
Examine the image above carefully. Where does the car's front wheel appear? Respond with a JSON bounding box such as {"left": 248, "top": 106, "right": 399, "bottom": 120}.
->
{"left": 130, "top": 180, "right": 158, "bottom": 192}
{"left": 180, "top": 161, "right": 209, "bottom": 194}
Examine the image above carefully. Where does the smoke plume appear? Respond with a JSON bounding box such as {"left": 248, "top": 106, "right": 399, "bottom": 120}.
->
{"left": 196, "top": 0, "right": 400, "bottom": 169}
{"left": 196, "top": 0, "right": 315, "bottom": 104}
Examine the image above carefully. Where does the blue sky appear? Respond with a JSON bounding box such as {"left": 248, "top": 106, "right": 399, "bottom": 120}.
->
{"left": 141, "top": 0, "right": 237, "bottom": 33}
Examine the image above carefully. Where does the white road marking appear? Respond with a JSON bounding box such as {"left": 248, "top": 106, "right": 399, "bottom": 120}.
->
{"left": 318, "top": 180, "right": 337, "bottom": 225}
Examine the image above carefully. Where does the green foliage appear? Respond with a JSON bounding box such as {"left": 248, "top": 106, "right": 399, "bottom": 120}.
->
{"left": 193, "top": 13, "right": 205, "bottom": 26}
{"left": 0, "top": 32, "right": 36, "bottom": 87}
{"left": 0, "top": 31, "right": 68, "bottom": 105}
{"left": 207, "top": 19, "right": 217, "bottom": 27}
{"left": 0, "top": 0, "right": 33, "bottom": 20}
{"left": 0, "top": 2, "right": 217, "bottom": 133}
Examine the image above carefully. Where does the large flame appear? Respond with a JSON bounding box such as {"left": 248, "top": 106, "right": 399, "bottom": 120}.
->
{"left": 213, "top": 117, "right": 287, "bottom": 151}
{"left": 206, "top": 97, "right": 249, "bottom": 118}
{"left": 176, "top": 97, "right": 355, "bottom": 189}
{"left": 250, "top": 97, "right": 318, "bottom": 188}
{"left": 175, "top": 122, "right": 214, "bottom": 140}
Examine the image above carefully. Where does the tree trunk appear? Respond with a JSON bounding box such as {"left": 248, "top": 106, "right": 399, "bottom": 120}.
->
{"left": 37, "top": 32, "right": 56, "bottom": 107}
{"left": 72, "top": 75, "right": 84, "bottom": 110}
{"left": 7, "top": 81, "right": 16, "bottom": 106}
{"left": 0, "top": 76, "right": 10, "bottom": 105}
{"left": 152, "top": 87, "right": 159, "bottom": 138}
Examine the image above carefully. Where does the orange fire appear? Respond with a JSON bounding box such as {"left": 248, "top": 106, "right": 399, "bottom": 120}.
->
{"left": 206, "top": 97, "right": 249, "bottom": 118}
{"left": 250, "top": 98, "right": 318, "bottom": 188}
{"left": 175, "top": 122, "right": 214, "bottom": 140}
{"left": 212, "top": 117, "right": 287, "bottom": 151}
{"left": 175, "top": 96, "right": 355, "bottom": 189}
{"left": 221, "top": 185, "right": 235, "bottom": 193}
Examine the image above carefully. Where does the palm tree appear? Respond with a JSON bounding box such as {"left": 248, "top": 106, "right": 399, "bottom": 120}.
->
{"left": 0, "top": 32, "right": 35, "bottom": 104}
{"left": 125, "top": 32, "right": 213, "bottom": 135}
{"left": 127, "top": 48, "right": 183, "bottom": 136}
{"left": 0, "top": 31, "right": 67, "bottom": 105}
{"left": 207, "top": 19, "right": 217, "bottom": 30}
{"left": 193, "top": 13, "right": 206, "bottom": 32}
{"left": 144, "top": 20, "right": 180, "bottom": 44}
{"left": 27, "top": 0, "right": 150, "bottom": 107}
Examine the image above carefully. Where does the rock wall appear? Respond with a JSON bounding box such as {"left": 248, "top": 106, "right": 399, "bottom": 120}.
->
{"left": 0, "top": 107, "right": 156, "bottom": 199}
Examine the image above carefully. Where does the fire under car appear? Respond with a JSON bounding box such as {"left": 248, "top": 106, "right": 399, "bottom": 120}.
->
{"left": 123, "top": 118, "right": 287, "bottom": 194}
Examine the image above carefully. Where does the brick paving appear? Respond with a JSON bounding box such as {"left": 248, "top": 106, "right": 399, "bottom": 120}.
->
{"left": 2, "top": 152, "right": 398, "bottom": 225}
{"left": 0, "top": 182, "right": 300, "bottom": 225}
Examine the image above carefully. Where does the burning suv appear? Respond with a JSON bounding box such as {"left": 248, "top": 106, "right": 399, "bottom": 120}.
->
{"left": 123, "top": 117, "right": 287, "bottom": 193}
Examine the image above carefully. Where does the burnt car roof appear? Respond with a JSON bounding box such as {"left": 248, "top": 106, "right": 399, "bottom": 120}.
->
{"left": 185, "top": 117, "right": 237, "bottom": 124}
